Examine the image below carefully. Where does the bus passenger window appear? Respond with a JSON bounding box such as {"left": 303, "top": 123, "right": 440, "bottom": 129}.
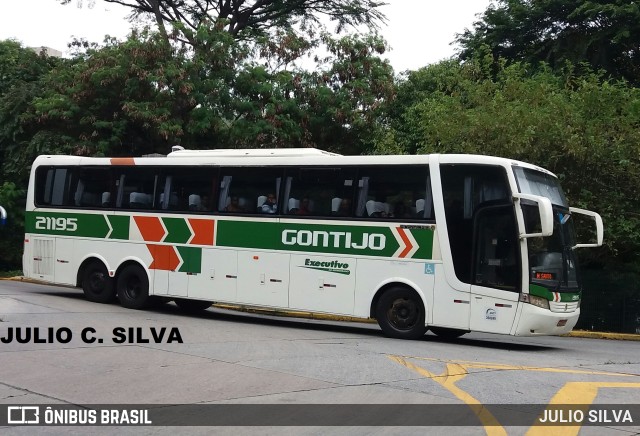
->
{"left": 286, "top": 168, "right": 355, "bottom": 218}
{"left": 218, "top": 168, "right": 283, "bottom": 215}
{"left": 160, "top": 167, "right": 217, "bottom": 212}
{"left": 355, "top": 166, "right": 431, "bottom": 220}
{"left": 35, "top": 167, "right": 75, "bottom": 207}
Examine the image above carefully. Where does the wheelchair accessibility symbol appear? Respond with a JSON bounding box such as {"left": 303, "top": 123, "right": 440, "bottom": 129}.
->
{"left": 424, "top": 263, "right": 435, "bottom": 275}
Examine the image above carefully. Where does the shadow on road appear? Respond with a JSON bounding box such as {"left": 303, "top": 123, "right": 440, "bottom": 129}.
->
{"left": 33, "top": 288, "right": 559, "bottom": 352}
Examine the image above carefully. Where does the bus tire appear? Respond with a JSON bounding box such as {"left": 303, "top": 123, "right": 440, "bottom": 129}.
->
{"left": 117, "top": 264, "right": 150, "bottom": 310}
{"left": 430, "top": 327, "right": 467, "bottom": 339}
{"left": 82, "top": 261, "right": 115, "bottom": 303}
{"left": 175, "top": 298, "right": 212, "bottom": 313}
{"left": 375, "top": 287, "right": 427, "bottom": 339}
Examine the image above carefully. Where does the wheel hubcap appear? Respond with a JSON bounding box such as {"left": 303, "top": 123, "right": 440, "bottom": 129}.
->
{"left": 388, "top": 298, "right": 418, "bottom": 330}
{"left": 89, "top": 272, "right": 105, "bottom": 294}
{"left": 125, "top": 276, "right": 140, "bottom": 299}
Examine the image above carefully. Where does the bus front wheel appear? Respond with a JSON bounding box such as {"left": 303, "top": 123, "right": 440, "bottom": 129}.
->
{"left": 375, "top": 287, "right": 427, "bottom": 340}
{"left": 82, "top": 261, "right": 115, "bottom": 303}
{"left": 117, "top": 264, "right": 150, "bottom": 310}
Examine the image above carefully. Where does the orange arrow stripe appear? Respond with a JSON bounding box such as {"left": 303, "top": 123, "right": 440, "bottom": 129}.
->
{"left": 397, "top": 227, "right": 414, "bottom": 258}
{"left": 134, "top": 216, "right": 165, "bottom": 242}
{"left": 188, "top": 218, "right": 215, "bottom": 245}
{"left": 148, "top": 244, "right": 180, "bottom": 271}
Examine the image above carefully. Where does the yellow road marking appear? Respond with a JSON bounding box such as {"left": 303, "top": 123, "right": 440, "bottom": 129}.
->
{"left": 389, "top": 355, "right": 507, "bottom": 436}
{"left": 526, "top": 382, "right": 640, "bottom": 436}
{"left": 391, "top": 356, "right": 637, "bottom": 377}
{"left": 389, "top": 355, "right": 640, "bottom": 436}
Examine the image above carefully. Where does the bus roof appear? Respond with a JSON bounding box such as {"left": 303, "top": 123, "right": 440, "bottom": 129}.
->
{"left": 31, "top": 148, "right": 555, "bottom": 176}
{"left": 168, "top": 147, "right": 342, "bottom": 158}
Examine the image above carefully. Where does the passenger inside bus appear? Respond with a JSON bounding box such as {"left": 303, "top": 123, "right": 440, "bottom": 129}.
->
{"left": 260, "top": 193, "right": 278, "bottom": 214}
{"left": 296, "top": 197, "right": 312, "bottom": 215}
{"left": 225, "top": 196, "right": 243, "bottom": 212}
{"left": 335, "top": 198, "right": 351, "bottom": 216}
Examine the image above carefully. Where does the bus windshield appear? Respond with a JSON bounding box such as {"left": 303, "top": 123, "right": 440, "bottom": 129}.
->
{"left": 514, "top": 167, "right": 579, "bottom": 291}
{"left": 513, "top": 166, "right": 568, "bottom": 207}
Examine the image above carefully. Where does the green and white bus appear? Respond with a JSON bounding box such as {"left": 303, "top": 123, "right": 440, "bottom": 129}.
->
{"left": 23, "top": 148, "right": 603, "bottom": 339}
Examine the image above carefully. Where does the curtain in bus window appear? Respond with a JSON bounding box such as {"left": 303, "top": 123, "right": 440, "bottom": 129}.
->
{"left": 218, "top": 175, "right": 232, "bottom": 211}
{"left": 48, "top": 169, "right": 71, "bottom": 206}
{"left": 35, "top": 167, "right": 76, "bottom": 207}
{"left": 355, "top": 177, "right": 369, "bottom": 217}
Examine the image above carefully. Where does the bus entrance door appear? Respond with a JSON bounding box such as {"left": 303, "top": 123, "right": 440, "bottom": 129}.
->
{"left": 469, "top": 205, "right": 520, "bottom": 334}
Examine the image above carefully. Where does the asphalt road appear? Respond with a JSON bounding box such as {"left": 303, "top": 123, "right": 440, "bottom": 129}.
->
{"left": 1, "top": 280, "right": 639, "bottom": 435}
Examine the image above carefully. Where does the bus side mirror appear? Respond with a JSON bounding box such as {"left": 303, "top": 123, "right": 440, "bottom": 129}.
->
{"left": 569, "top": 207, "right": 604, "bottom": 248}
{"left": 512, "top": 194, "right": 553, "bottom": 238}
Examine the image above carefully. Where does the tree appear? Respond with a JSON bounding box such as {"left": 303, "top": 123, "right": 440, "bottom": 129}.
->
{"left": 0, "top": 40, "right": 59, "bottom": 269}
{"left": 457, "top": 0, "right": 640, "bottom": 84}
{"left": 380, "top": 57, "right": 640, "bottom": 268}
{"left": 27, "top": 27, "right": 394, "bottom": 155}
{"left": 58, "top": 0, "right": 387, "bottom": 46}
{"left": 0, "top": 40, "right": 60, "bottom": 183}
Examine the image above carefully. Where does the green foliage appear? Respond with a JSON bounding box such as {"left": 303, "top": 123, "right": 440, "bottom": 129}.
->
{"left": 383, "top": 57, "right": 640, "bottom": 267}
{"left": 457, "top": 0, "right": 640, "bottom": 84}
{"left": 0, "top": 40, "right": 60, "bottom": 180}
{"left": 23, "top": 28, "right": 393, "bottom": 155}
{"left": 0, "top": 41, "right": 60, "bottom": 268}
{"left": 0, "top": 182, "right": 25, "bottom": 269}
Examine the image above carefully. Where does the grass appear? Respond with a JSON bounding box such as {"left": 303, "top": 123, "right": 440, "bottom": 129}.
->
{"left": 0, "top": 270, "right": 22, "bottom": 278}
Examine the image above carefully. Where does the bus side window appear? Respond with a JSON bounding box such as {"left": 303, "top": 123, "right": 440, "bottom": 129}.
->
{"left": 218, "top": 168, "right": 284, "bottom": 215}
{"left": 161, "top": 167, "right": 217, "bottom": 212}
{"left": 355, "top": 165, "right": 430, "bottom": 220}
{"left": 72, "top": 167, "right": 113, "bottom": 209}
{"left": 116, "top": 168, "right": 159, "bottom": 210}
{"left": 35, "top": 167, "right": 76, "bottom": 207}
{"left": 285, "top": 167, "right": 356, "bottom": 218}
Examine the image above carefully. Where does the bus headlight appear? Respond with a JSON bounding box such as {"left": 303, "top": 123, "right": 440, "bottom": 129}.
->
{"left": 520, "top": 293, "right": 550, "bottom": 310}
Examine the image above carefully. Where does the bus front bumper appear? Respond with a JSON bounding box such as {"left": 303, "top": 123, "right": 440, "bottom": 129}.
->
{"left": 513, "top": 304, "right": 580, "bottom": 336}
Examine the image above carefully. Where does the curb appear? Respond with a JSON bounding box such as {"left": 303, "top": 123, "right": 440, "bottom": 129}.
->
{"left": 212, "top": 303, "right": 377, "bottom": 324}
{"left": 0, "top": 276, "right": 42, "bottom": 284}
{"left": 564, "top": 330, "right": 640, "bottom": 341}
{"left": 3, "top": 276, "right": 639, "bottom": 340}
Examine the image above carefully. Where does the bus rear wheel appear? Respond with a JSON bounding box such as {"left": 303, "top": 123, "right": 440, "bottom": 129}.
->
{"left": 430, "top": 327, "right": 467, "bottom": 339}
{"left": 117, "top": 264, "right": 150, "bottom": 310}
{"left": 175, "top": 298, "right": 212, "bottom": 313}
{"left": 375, "top": 287, "right": 427, "bottom": 340}
{"left": 82, "top": 261, "right": 115, "bottom": 303}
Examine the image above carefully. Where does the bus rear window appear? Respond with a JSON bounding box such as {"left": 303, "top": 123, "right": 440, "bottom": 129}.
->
{"left": 35, "top": 167, "right": 74, "bottom": 207}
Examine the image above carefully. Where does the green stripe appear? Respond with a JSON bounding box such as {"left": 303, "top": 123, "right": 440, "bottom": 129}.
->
{"left": 216, "top": 221, "right": 430, "bottom": 258}
{"left": 163, "top": 217, "right": 191, "bottom": 244}
{"left": 529, "top": 284, "right": 581, "bottom": 302}
{"left": 25, "top": 211, "right": 434, "bottom": 260}
{"left": 409, "top": 228, "right": 434, "bottom": 260}
{"left": 107, "top": 215, "right": 129, "bottom": 240}
{"left": 177, "top": 246, "right": 201, "bottom": 273}
{"left": 26, "top": 211, "right": 110, "bottom": 238}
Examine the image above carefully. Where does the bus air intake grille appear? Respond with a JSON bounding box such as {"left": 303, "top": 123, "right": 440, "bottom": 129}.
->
{"left": 549, "top": 301, "right": 579, "bottom": 313}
